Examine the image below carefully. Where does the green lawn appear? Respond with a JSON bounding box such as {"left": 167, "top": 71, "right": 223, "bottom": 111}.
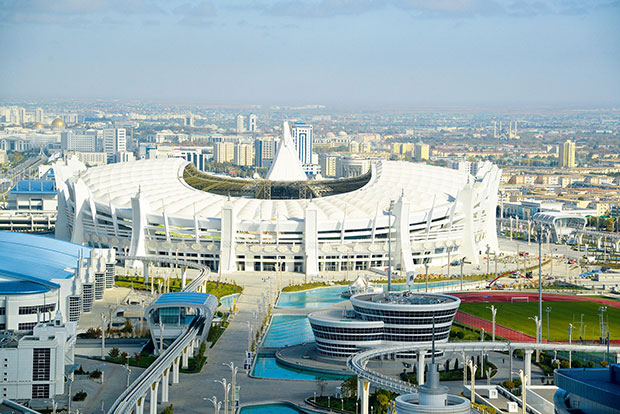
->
{"left": 459, "top": 301, "right": 620, "bottom": 341}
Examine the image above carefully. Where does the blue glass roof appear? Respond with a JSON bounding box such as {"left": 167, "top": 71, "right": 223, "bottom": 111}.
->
{"left": 0, "top": 232, "right": 91, "bottom": 292}
{"left": 151, "top": 292, "right": 213, "bottom": 307}
{"left": 11, "top": 180, "right": 57, "bottom": 194}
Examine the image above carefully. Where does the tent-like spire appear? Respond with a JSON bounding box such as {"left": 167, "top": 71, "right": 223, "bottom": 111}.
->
{"left": 266, "top": 121, "right": 307, "bottom": 181}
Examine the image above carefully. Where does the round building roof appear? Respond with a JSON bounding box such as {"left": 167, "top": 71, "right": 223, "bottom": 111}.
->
{"left": 51, "top": 118, "right": 65, "bottom": 127}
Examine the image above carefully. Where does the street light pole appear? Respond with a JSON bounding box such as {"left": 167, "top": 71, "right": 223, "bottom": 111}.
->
{"left": 599, "top": 306, "right": 607, "bottom": 344}
{"left": 568, "top": 323, "right": 573, "bottom": 368}
{"left": 529, "top": 316, "right": 541, "bottom": 362}
{"left": 468, "top": 360, "right": 477, "bottom": 404}
{"left": 385, "top": 200, "right": 395, "bottom": 292}
{"left": 538, "top": 225, "right": 543, "bottom": 350}
{"left": 545, "top": 307, "right": 552, "bottom": 343}
{"left": 487, "top": 305, "right": 497, "bottom": 342}
{"left": 519, "top": 369, "right": 528, "bottom": 414}
{"left": 100, "top": 313, "right": 106, "bottom": 360}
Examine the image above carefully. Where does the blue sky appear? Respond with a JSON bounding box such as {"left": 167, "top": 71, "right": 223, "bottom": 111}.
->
{"left": 1, "top": 0, "right": 619, "bottom": 107}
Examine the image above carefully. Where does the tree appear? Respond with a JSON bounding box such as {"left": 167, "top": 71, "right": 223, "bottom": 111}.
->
{"left": 453, "top": 359, "right": 459, "bottom": 371}
{"left": 340, "top": 377, "right": 357, "bottom": 398}
{"left": 376, "top": 394, "right": 389, "bottom": 410}
{"left": 85, "top": 327, "right": 101, "bottom": 338}
{"left": 120, "top": 351, "right": 129, "bottom": 361}
{"left": 122, "top": 318, "right": 133, "bottom": 334}
{"left": 108, "top": 347, "right": 120, "bottom": 358}
{"left": 316, "top": 379, "right": 328, "bottom": 397}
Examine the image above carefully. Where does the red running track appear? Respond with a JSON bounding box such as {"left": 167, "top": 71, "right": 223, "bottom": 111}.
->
{"left": 455, "top": 311, "right": 536, "bottom": 342}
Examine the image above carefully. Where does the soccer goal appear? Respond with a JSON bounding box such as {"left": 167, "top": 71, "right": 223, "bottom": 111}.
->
{"left": 511, "top": 296, "right": 530, "bottom": 303}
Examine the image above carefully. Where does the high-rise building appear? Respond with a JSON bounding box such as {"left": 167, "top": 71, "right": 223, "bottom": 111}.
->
{"left": 414, "top": 142, "right": 430, "bottom": 161}
{"left": 319, "top": 154, "right": 337, "bottom": 177}
{"left": 103, "top": 128, "right": 127, "bottom": 163}
{"left": 61, "top": 130, "right": 97, "bottom": 152}
{"left": 236, "top": 115, "right": 245, "bottom": 133}
{"left": 349, "top": 141, "right": 360, "bottom": 153}
{"left": 559, "top": 140, "right": 576, "bottom": 168}
{"left": 184, "top": 114, "right": 194, "bottom": 127}
{"left": 254, "top": 138, "right": 278, "bottom": 168}
{"left": 291, "top": 121, "right": 313, "bottom": 164}
{"left": 215, "top": 142, "right": 235, "bottom": 163}
{"left": 34, "top": 108, "right": 44, "bottom": 123}
{"left": 234, "top": 143, "right": 254, "bottom": 166}
{"left": 248, "top": 114, "right": 257, "bottom": 132}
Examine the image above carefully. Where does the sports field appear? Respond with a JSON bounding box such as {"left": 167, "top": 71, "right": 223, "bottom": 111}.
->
{"left": 458, "top": 301, "right": 620, "bottom": 341}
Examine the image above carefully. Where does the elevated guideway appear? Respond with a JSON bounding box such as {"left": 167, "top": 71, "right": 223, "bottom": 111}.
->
{"left": 107, "top": 256, "right": 215, "bottom": 414}
{"left": 347, "top": 341, "right": 620, "bottom": 414}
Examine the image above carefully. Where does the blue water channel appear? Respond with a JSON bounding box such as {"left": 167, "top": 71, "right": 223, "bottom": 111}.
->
{"left": 219, "top": 293, "right": 240, "bottom": 310}
{"left": 240, "top": 403, "right": 306, "bottom": 414}
{"left": 262, "top": 315, "right": 314, "bottom": 348}
{"left": 276, "top": 280, "right": 466, "bottom": 309}
{"left": 251, "top": 355, "right": 351, "bottom": 381}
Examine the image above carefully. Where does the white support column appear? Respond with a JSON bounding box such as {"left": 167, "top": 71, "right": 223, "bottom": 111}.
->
{"left": 394, "top": 194, "right": 416, "bottom": 276}
{"left": 219, "top": 199, "right": 237, "bottom": 273}
{"left": 304, "top": 202, "right": 319, "bottom": 277}
{"left": 182, "top": 347, "right": 189, "bottom": 368}
{"left": 417, "top": 350, "right": 426, "bottom": 386}
{"left": 172, "top": 357, "right": 180, "bottom": 384}
{"left": 360, "top": 379, "right": 370, "bottom": 414}
{"left": 70, "top": 178, "right": 91, "bottom": 244}
{"left": 149, "top": 381, "right": 159, "bottom": 414}
{"left": 457, "top": 183, "right": 478, "bottom": 265}
{"left": 181, "top": 268, "right": 187, "bottom": 290}
{"left": 128, "top": 188, "right": 150, "bottom": 269}
{"left": 524, "top": 349, "right": 533, "bottom": 386}
{"left": 161, "top": 369, "right": 169, "bottom": 403}
{"left": 135, "top": 396, "right": 144, "bottom": 414}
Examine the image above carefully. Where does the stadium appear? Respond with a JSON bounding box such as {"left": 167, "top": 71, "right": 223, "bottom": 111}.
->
{"left": 52, "top": 149, "right": 501, "bottom": 277}
{"left": 308, "top": 291, "right": 461, "bottom": 358}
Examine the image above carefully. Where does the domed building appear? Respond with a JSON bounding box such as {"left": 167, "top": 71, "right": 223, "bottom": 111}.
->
{"left": 33, "top": 122, "right": 44, "bottom": 129}
{"left": 51, "top": 118, "right": 65, "bottom": 128}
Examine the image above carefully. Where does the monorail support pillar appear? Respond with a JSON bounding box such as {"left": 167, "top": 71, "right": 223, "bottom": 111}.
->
{"left": 359, "top": 378, "right": 370, "bottom": 414}
{"left": 182, "top": 347, "right": 189, "bottom": 369}
{"left": 161, "top": 368, "right": 169, "bottom": 403}
{"left": 417, "top": 350, "right": 426, "bottom": 386}
{"left": 509, "top": 348, "right": 513, "bottom": 380}
{"left": 172, "top": 357, "right": 180, "bottom": 384}
{"left": 135, "top": 396, "right": 144, "bottom": 414}
{"left": 149, "top": 381, "right": 159, "bottom": 414}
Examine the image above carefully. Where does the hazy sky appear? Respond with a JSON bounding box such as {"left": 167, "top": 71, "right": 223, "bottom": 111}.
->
{"left": 1, "top": 0, "right": 619, "bottom": 108}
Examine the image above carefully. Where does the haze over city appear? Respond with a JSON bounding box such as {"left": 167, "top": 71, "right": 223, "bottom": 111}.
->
{"left": 1, "top": 0, "right": 620, "bottom": 107}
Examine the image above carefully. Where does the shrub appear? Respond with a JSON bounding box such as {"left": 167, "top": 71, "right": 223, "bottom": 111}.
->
{"left": 108, "top": 347, "right": 120, "bottom": 358}
{"left": 73, "top": 391, "right": 87, "bottom": 402}
{"left": 89, "top": 369, "right": 102, "bottom": 379}
{"left": 601, "top": 360, "right": 609, "bottom": 367}
{"left": 572, "top": 360, "right": 583, "bottom": 368}
{"left": 456, "top": 331, "right": 465, "bottom": 339}
{"left": 586, "top": 361, "right": 595, "bottom": 368}
{"left": 162, "top": 404, "right": 173, "bottom": 414}
{"left": 503, "top": 380, "right": 515, "bottom": 389}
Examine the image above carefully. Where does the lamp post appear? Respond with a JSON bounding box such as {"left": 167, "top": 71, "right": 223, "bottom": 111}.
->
{"left": 384, "top": 200, "right": 395, "bottom": 292}
{"left": 468, "top": 360, "right": 477, "bottom": 404}
{"left": 599, "top": 306, "right": 607, "bottom": 344}
{"left": 100, "top": 313, "right": 107, "bottom": 360}
{"left": 223, "top": 362, "right": 238, "bottom": 412}
{"left": 125, "top": 355, "right": 131, "bottom": 387}
{"left": 537, "top": 225, "right": 543, "bottom": 350}
{"left": 487, "top": 305, "right": 497, "bottom": 342}
{"left": 545, "top": 307, "right": 552, "bottom": 343}
{"left": 519, "top": 369, "right": 528, "bottom": 414}
{"left": 568, "top": 323, "right": 573, "bottom": 368}
{"left": 205, "top": 397, "right": 221, "bottom": 414}
{"left": 529, "top": 316, "right": 541, "bottom": 362}
{"left": 214, "top": 379, "right": 231, "bottom": 414}
{"left": 425, "top": 263, "right": 429, "bottom": 293}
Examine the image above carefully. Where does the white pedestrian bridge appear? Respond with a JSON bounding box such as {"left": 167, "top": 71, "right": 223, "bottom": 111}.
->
{"left": 347, "top": 341, "right": 620, "bottom": 414}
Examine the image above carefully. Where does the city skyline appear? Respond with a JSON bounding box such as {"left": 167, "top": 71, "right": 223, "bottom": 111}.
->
{"left": 1, "top": 0, "right": 619, "bottom": 107}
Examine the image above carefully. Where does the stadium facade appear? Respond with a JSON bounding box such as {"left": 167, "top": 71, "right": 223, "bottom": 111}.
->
{"left": 53, "top": 155, "right": 501, "bottom": 277}
{"left": 308, "top": 291, "right": 460, "bottom": 358}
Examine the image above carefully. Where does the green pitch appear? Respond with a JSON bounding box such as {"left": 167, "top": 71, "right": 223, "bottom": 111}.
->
{"left": 459, "top": 301, "right": 620, "bottom": 341}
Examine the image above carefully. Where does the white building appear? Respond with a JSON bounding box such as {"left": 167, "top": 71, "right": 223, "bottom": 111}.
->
{"left": 103, "top": 127, "right": 127, "bottom": 163}
{"left": 248, "top": 114, "right": 257, "bottom": 132}
{"left": 235, "top": 115, "right": 245, "bottom": 133}
{"left": 291, "top": 121, "right": 313, "bottom": 164}
{"left": 61, "top": 130, "right": 97, "bottom": 153}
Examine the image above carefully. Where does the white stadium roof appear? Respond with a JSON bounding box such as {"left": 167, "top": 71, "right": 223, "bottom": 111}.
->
{"left": 79, "top": 158, "right": 470, "bottom": 223}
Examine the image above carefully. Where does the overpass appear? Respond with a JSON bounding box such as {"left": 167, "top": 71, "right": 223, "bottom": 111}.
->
{"left": 347, "top": 341, "right": 620, "bottom": 414}
{"left": 107, "top": 256, "right": 216, "bottom": 414}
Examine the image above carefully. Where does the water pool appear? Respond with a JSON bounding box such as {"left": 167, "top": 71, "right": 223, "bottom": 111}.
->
{"left": 262, "top": 315, "right": 314, "bottom": 348}
{"left": 251, "top": 356, "right": 351, "bottom": 381}
{"left": 276, "top": 280, "right": 468, "bottom": 309}
{"left": 240, "top": 403, "right": 305, "bottom": 414}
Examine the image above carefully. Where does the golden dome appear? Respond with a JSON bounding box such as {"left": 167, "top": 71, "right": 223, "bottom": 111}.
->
{"left": 33, "top": 122, "right": 44, "bottom": 129}
{"left": 51, "top": 118, "right": 65, "bottom": 128}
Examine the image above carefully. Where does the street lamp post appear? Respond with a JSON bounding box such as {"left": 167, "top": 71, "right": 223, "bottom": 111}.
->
{"left": 545, "top": 307, "right": 552, "bottom": 343}
{"left": 205, "top": 397, "right": 221, "bottom": 414}
{"left": 223, "top": 362, "right": 238, "bottom": 412}
{"left": 125, "top": 355, "right": 131, "bottom": 387}
{"left": 537, "top": 225, "right": 543, "bottom": 351}
{"left": 529, "top": 316, "right": 541, "bottom": 362}
{"left": 468, "top": 360, "right": 477, "bottom": 404}
{"left": 568, "top": 323, "right": 573, "bottom": 367}
{"left": 519, "top": 369, "right": 528, "bottom": 414}
{"left": 100, "top": 313, "right": 107, "bottom": 360}
{"left": 487, "top": 305, "right": 497, "bottom": 342}
{"left": 599, "top": 306, "right": 607, "bottom": 344}
{"left": 214, "top": 379, "right": 231, "bottom": 414}
{"left": 384, "top": 200, "right": 395, "bottom": 292}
